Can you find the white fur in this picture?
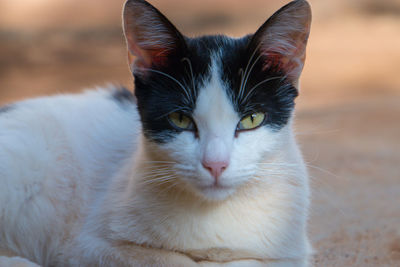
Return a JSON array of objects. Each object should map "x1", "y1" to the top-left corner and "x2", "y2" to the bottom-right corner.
[
  {"x1": 0, "y1": 89, "x2": 139, "y2": 266},
  {"x1": 0, "y1": 256, "x2": 40, "y2": 267},
  {"x1": 0, "y1": 57, "x2": 310, "y2": 266}
]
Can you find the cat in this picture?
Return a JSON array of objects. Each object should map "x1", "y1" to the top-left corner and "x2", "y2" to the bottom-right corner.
[{"x1": 0, "y1": 0, "x2": 312, "y2": 266}]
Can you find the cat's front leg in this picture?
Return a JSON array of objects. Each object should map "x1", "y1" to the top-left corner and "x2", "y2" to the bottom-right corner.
[
  {"x1": 113, "y1": 248, "x2": 200, "y2": 267},
  {"x1": 65, "y1": 243, "x2": 199, "y2": 267},
  {"x1": 198, "y1": 258, "x2": 308, "y2": 267}
]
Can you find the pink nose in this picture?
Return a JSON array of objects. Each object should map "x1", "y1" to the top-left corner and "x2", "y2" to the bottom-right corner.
[{"x1": 202, "y1": 160, "x2": 229, "y2": 180}]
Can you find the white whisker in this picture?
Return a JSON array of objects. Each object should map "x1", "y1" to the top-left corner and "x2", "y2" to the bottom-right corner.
[
  {"x1": 142, "y1": 161, "x2": 177, "y2": 164},
  {"x1": 155, "y1": 106, "x2": 188, "y2": 120},
  {"x1": 181, "y1": 57, "x2": 196, "y2": 98},
  {"x1": 241, "y1": 76, "x2": 285, "y2": 104},
  {"x1": 138, "y1": 175, "x2": 178, "y2": 186},
  {"x1": 138, "y1": 67, "x2": 191, "y2": 104},
  {"x1": 241, "y1": 53, "x2": 263, "y2": 98},
  {"x1": 306, "y1": 164, "x2": 339, "y2": 179},
  {"x1": 238, "y1": 43, "x2": 261, "y2": 101}
]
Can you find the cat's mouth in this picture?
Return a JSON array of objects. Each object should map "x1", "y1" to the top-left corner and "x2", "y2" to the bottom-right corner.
[
  {"x1": 197, "y1": 184, "x2": 236, "y2": 201},
  {"x1": 200, "y1": 184, "x2": 230, "y2": 190}
]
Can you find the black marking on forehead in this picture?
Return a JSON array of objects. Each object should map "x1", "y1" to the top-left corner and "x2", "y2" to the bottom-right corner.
[
  {"x1": 134, "y1": 36, "x2": 221, "y2": 143},
  {"x1": 220, "y1": 35, "x2": 298, "y2": 130},
  {"x1": 134, "y1": 34, "x2": 297, "y2": 143}
]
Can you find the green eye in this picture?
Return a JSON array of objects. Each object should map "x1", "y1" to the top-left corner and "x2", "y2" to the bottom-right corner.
[
  {"x1": 168, "y1": 112, "x2": 194, "y2": 130},
  {"x1": 237, "y1": 113, "x2": 265, "y2": 131}
]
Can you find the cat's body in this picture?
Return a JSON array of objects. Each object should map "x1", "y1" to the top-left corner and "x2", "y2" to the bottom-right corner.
[{"x1": 0, "y1": 0, "x2": 312, "y2": 266}]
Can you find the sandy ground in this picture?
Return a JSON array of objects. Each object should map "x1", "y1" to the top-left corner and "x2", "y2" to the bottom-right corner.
[
  {"x1": 298, "y1": 95, "x2": 400, "y2": 266},
  {"x1": 0, "y1": 0, "x2": 399, "y2": 266}
]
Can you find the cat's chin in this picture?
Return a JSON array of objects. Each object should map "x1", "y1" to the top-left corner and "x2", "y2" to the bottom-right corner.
[{"x1": 196, "y1": 184, "x2": 236, "y2": 201}]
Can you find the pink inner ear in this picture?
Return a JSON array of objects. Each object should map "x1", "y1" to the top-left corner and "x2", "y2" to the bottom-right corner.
[
  {"x1": 147, "y1": 49, "x2": 171, "y2": 67},
  {"x1": 128, "y1": 40, "x2": 171, "y2": 69},
  {"x1": 262, "y1": 52, "x2": 298, "y2": 72},
  {"x1": 262, "y1": 52, "x2": 285, "y2": 72},
  {"x1": 262, "y1": 41, "x2": 306, "y2": 80}
]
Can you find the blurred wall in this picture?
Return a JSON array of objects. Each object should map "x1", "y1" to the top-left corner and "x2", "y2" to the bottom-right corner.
[{"x1": 0, "y1": 0, "x2": 399, "y2": 106}]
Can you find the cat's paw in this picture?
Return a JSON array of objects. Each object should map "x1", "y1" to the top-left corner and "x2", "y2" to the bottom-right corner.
[
  {"x1": 198, "y1": 259, "x2": 267, "y2": 267},
  {"x1": 0, "y1": 256, "x2": 41, "y2": 267},
  {"x1": 198, "y1": 258, "x2": 308, "y2": 267}
]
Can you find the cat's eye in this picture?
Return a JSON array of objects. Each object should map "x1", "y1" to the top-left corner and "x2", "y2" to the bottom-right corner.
[
  {"x1": 168, "y1": 112, "x2": 195, "y2": 131},
  {"x1": 237, "y1": 113, "x2": 266, "y2": 131}
]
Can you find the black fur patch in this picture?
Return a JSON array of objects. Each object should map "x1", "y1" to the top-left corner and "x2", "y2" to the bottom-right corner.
[
  {"x1": 220, "y1": 36, "x2": 298, "y2": 130},
  {"x1": 134, "y1": 35, "x2": 297, "y2": 143},
  {"x1": 134, "y1": 36, "x2": 213, "y2": 143},
  {"x1": 0, "y1": 105, "x2": 13, "y2": 114},
  {"x1": 112, "y1": 87, "x2": 135, "y2": 104}
]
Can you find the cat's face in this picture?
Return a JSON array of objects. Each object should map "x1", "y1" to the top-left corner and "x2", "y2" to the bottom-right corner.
[{"x1": 123, "y1": 0, "x2": 311, "y2": 200}]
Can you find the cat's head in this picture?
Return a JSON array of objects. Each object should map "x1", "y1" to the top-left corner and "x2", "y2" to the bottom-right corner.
[{"x1": 123, "y1": 0, "x2": 311, "y2": 201}]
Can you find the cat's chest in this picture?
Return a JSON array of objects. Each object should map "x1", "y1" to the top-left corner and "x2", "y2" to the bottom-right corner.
[
  {"x1": 163, "y1": 204, "x2": 269, "y2": 260},
  {"x1": 113, "y1": 193, "x2": 288, "y2": 261},
  {"x1": 105, "y1": 164, "x2": 308, "y2": 262}
]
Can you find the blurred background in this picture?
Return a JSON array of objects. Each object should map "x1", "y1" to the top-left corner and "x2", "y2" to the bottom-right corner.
[{"x1": 0, "y1": 0, "x2": 399, "y2": 265}]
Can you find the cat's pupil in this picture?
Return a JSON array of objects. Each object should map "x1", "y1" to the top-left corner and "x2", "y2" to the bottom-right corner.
[{"x1": 250, "y1": 114, "x2": 256, "y2": 123}]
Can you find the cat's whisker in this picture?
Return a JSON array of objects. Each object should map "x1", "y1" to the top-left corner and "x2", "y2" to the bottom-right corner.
[
  {"x1": 140, "y1": 168, "x2": 175, "y2": 173},
  {"x1": 305, "y1": 163, "x2": 339, "y2": 179},
  {"x1": 175, "y1": 165, "x2": 195, "y2": 171},
  {"x1": 238, "y1": 43, "x2": 262, "y2": 101},
  {"x1": 155, "y1": 107, "x2": 186, "y2": 120},
  {"x1": 240, "y1": 76, "x2": 286, "y2": 104},
  {"x1": 255, "y1": 168, "x2": 298, "y2": 176},
  {"x1": 138, "y1": 168, "x2": 176, "y2": 175},
  {"x1": 255, "y1": 162, "x2": 297, "y2": 165},
  {"x1": 237, "y1": 68, "x2": 245, "y2": 104},
  {"x1": 255, "y1": 165, "x2": 295, "y2": 170},
  {"x1": 140, "y1": 167, "x2": 172, "y2": 172},
  {"x1": 139, "y1": 173, "x2": 177, "y2": 179},
  {"x1": 255, "y1": 167, "x2": 297, "y2": 172},
  {"x1": 148, "y1": 176, "x2": 178, "y2": 184},
  {"x1": 157, "y1": 179, "x2": 182, "y2": 195},
  {"x1": 138, "y1": 175, "x2": 178, "y2": 186},
  {"x1": 139, "y1": 167, "x2": 176, "y2": 172},
  {"x1": 139, "y1": 172, "x2": 176, "y2": 179},
  {"x1": 142, "y1": 161, "x2": 177, "y2": 164},
  {"x1": 154, "y1": 102, "x2": 194, "y2": 120},
  {"x1": 241, "y1": 53, "x2": 263, "y2": 99},
  {"x1": 140, "y1": 178, "x2": 176, "y2": 186},
  {"x1": 140, "y1": 165, "x2": 176, "y2": 169},
  {"x1": 181, "y1": 57, "x2": 196, "y2": 98},
  {"x1": 138, "y1": 67, "x2": 192, "y2": 104},
  {"x1": 255, "y1": 162, "x2": 299, "y2": 167},
  {"x1": 143, "y1": 181, "x2": 178, "y2": 190},
  {"x1": 255, "y1": 165, "x2": 298, "y2": 171},
  {"x1": 255, "y1": 173, "x2": 298, "y2": 178}
]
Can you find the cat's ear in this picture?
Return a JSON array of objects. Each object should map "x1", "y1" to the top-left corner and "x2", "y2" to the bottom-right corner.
[
  {"x1": 251, "y1": 0, "x2": 312, "y2": 85},
  {"x1": 123, "y1": 0, "x2": 185, "y2": 74}
]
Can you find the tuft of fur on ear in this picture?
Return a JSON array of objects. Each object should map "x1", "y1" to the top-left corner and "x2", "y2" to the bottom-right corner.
[
  {"x1": 251, "y1": 0, "x2": 312, "y2": 84},
  {"x1": 123, "y1": 0, "x2": 184, "y2": 74}
]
